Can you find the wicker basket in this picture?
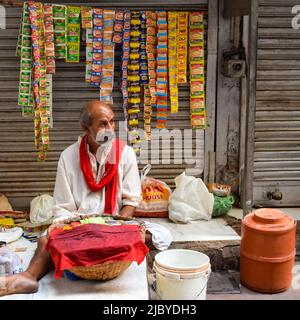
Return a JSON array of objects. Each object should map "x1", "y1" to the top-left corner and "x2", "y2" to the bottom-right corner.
[
  {"x1": 70, "y1": 260, "x2": 132, "y2": 280},
  {"x1": 49, "y1": 214, "x2": 146, "y2": 280}
]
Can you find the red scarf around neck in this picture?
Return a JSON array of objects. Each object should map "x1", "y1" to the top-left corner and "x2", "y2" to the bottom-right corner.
[{"x1": 79, "y1": 135, "x2": 126, "y2": 215}]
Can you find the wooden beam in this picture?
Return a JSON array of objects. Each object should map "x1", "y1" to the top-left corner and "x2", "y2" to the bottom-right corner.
[
  {"x1": 204, "y1": 0, "x2": 218, "y2": 184},
  {"x1": 242, "y1": 0, "x2": 258, "y2": 216},
  {"x1": 223, "y1": 0, "x2": 250, "y2": 17},
  {"x1": 239, "y1": 15, "x2": 249, "y2": 206},
  {"x1": 215, "y1": 0, "x2": 241, "y2": 195}
]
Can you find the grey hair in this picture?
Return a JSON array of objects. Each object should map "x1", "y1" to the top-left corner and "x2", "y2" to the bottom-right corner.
[{"x1": 79, "y1": 103, "x2": 92, "y2": 129}]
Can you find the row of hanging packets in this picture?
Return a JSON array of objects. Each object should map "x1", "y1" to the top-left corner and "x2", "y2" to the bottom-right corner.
[
  {"x1": 128, "y1": 12, "x2": 142, "y2": 154},
  {"x1": 156, "y1": 11, "x2": 168, "y2": 129},
  {"x1": 144, "y1": 11, "x2": 157, "y2": 140},
  {"x1": 120, "y1": 10, "x2": 130, "y2": 120},
  {"x1": 43, "y1": 4, "x2": 55, "y2": 129},
  {"x1": 142, "y1": 11, "x2": 152, "y2": 140},
  {"x1": 112, "y1": 10, "x2": 123, "y2": 44},
  {"x1": 81, "y1": 7, "x2": 93, "y2": 83},
  {"x1": 66, "y1": 6, "x2": 81, "y2": 63},
  {"x1": 168, "y1": 12, "x2": 178, "y2": 113},
  {"x1": 100, "y1": 10, "x2": 115, "y2": 104},
  {"x1": 29, "y1": 1, "x2": 49, "y2": 161},
  {"x1": 17, "y1": 2, "x2": 34, "y2": 115},
  {"x1": 177, "y1": 12, "x2": 188, "y2": 84},
  {"x1": 139, "y1": 12, "x2": 148, "y2": 142},
  {"x1": 43, "y1": 4, "x2": 55, "y2": 74},
  {"x1": 53, "y1": 4, "x2": 67, "y2": 59},
  {"x1": 189, "y1": 12, "x2": 206, "y2": 129},
  {"x1": 139, "y1": 12, "x2": 148, "y2": 86},
  {"x1": 91, "y1": 8, "x2": 103, "y2": 86}
]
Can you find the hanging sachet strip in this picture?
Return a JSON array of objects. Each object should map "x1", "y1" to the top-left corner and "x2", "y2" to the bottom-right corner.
[
  {"x1": 43, "y1": 4, "x2": 54, "y2": 129},
  {"x1": 121, "y1": 10, "x2": 131, "y2": 120},
  {"x1": 81, "y1": 6, "x2": 93, "y2": 29},
  {"x1": 140, "y1": 11, "x2": 148, "y2": 140},
  {"x1": 140, "y1": 12, "x2": 149, "y2": 141},
  {"x1": 85, "y1": 28, "x2": 93, "y2": 82},
  {"x1": 140, "y1": 11, "x2": 150, "y2": 140},
  {"x1": 168, "y1": 12, "x2": 178, "y2": 113},
  {"x1": 128, "y1": 11, "x2": 141, "y2": 154},
  {"x1": 91, "y1": 8, "x2": 103, "y2": 87},
  {"x1": 29, "y1": 1, "x2": 49, "y2": 161},
  {"x1": 143, "y1": 85, "x2": 151, "y2": 140},
  {"x1": 100, "y1": 10, "x2": 115, "y2": 104},
  {"x1": 16, "y1": 16, "x2": 22, "y2": 58},
  {"x1": 177, "y1": 12, "x2": 188, "y2": 84},
  {"x1": 66, "y1": 6, "x2": 81, "y2": 63},
  {"x1": 144, "y1": 11, "x2": 157, "y2": 140},
  {"x1": 156, "y1": 11, "x2": 168, "y2": 129},
  {"x1": 189, "y1": 11, "x2": 206, "y2": 129},
  {"x1": 43, "y1": 4, "x2": 55, "y2": 74},
  {"x1": 53, "y1": 4, "x2": 67, "y2": 59},
  {"x1": 81, "y1": 6, "x2": 93, "y2": 82},
  {"x1": 18, "y1": 2, "x2": 34, "y2": 116},
  {"x1": 139, "y1": 12, "x2": 148, "y2": 86},
  {"x1": 29, "y1": 0, "x2": 42, "y2": 145},
  {"x1": 46, "y1": 74, "x2": 53, "y2": 129},
  {"x1": 112, "y1": 10, "x2": 123, "y2": 44},
  {"x1": 81, "y1": 7, "x2": 93, "y2": 82}
]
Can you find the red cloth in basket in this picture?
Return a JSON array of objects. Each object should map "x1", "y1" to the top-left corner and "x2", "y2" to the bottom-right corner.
[{"x1": 46, "y1": 224, "x2": 149, "y2": 278}]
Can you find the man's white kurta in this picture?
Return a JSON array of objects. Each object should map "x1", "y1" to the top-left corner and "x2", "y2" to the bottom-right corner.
[
  {"x1": 51, "y1": 137, "x2": 173, "y2": 250},
  {"x1": 52, "y1": 137, "x2": 142, "y2": 222}
]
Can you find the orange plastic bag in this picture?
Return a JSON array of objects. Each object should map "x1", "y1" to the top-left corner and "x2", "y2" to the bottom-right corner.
[{"x1": 135, "y1": 165, "x2": 171, "y2": 218}]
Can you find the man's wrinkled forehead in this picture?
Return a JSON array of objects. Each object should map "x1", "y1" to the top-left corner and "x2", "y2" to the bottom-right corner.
[{"x1": 88, "y1": 102, "x2": 115, "y2": 122}]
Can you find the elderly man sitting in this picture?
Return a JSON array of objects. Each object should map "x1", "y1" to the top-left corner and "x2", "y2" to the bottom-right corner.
[{"x1": 0, "y1": 100, "x2": 172, "y2": 296}]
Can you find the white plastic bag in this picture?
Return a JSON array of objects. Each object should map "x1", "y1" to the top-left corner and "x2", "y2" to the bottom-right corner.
[
  {"x1": 30, "y1": 194, "x2": 54, "y2": 224},
  {"x1": 168, "y1": 172, "x2": 214, "y2": 223},
  {"x1": 0, "y1": 247, "x2": 23, "y2": 275}
]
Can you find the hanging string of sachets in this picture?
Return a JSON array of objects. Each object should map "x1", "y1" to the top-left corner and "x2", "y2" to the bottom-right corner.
[
  {"x1": 155, "y1": 11, "x2": 168, "y2": 129},
  {"x1": 53, "y1": 4, "x2": 67, "y2": 59},
  {"x1": 189, "y1": 12, "x2": 206, "y2": 129},
  {"x1": 177, "y1": 12, "x2": 188, "y2": 84},
  {"x1": 168, "y1": 12, "x2": 178, "y2": 113},
  {"x1": 100, "y1": 10, "x2": 115, "y2": 105},
  {"x1": 144, "y1": 11, "x2": 157, "y2": 140},
  {"x1": 29, "y1": 1, "x2": 49, "y2": 161},
  {"x1": 43, "y1": 4, "x2": 55, "y2": 74},
  {"x1": 16, "y1": 2, "x2": 208, "y2": 159},
  {"x1": 66, "y1": 6, "x2": 80, "y2": 63},
  {"x1": 120, "y1": 10, "x2": 131, "y2": 120},
  {"x1": 17, "y1": 2, "x2": 34, "y2": 115},
  {"x1": 82, "y1": 7, "x2": 93, "y2": 83},
  {"x1": 128, "y1": 11, "x2": 142, "y2": 154},
  {"x1": 91, "y1": 8, "x2": 103, "y2": 87}
]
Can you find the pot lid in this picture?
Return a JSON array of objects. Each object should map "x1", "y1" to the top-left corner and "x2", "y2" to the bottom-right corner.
[{"x1": 243, "y1": 208, "x2": 295, "y2": 233}]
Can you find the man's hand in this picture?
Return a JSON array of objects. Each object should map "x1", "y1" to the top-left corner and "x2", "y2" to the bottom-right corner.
[{"x1": 119, "y1": 205, "x2": 136, "y2": 219}]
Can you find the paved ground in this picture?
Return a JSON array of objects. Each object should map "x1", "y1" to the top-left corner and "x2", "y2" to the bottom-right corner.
[
  {"x1": 147, "y1": 207, "x2": 300, "y2": 300},
  {"x1": 207, "y1": 262, "x2": 300, "y2": 300}
]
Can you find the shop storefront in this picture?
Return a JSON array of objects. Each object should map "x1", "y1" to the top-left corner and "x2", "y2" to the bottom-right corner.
[{"x1": 0, "y1": 0, "x2": 218, "y2": 210}]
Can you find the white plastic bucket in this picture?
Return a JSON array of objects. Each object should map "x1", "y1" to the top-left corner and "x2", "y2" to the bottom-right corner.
[{"x1": 154, "y1": 249, "x2": 211, "y2": 300}]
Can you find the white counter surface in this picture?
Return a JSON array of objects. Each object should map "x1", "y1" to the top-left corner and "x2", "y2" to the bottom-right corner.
[{"x1": 0, "y1": 237, "x2": 149, "y2": 300}]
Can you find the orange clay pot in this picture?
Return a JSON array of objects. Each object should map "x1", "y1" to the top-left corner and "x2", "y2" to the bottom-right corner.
[{"x1": 240, "y1": 208, "x2": 297, "y2": 293}]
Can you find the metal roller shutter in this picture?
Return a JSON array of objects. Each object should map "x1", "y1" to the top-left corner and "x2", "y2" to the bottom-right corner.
[
  {"x1": 0, "y1": 2, "x2": 208, "y2": 210},
  {"x1": 254, "y1": 0, "x2": 300, "y2": 206}
]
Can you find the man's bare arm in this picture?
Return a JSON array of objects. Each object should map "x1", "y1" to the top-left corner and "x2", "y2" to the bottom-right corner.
[{"x1": 119, "y1": 205, "x2": 136, "y2": 218}]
